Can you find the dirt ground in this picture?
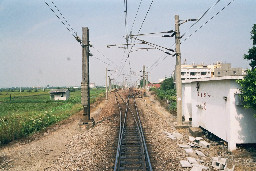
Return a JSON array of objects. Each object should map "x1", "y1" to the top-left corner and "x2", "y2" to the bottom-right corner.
[
  {"x1": 0, "y1": 90, "x2": 256, "y2": 171},
  {"x1": 0, "y1": 93, "x2": 119, "y2": 171},
  {"x1": 137, "y1": 91, "x2": 256, "y2": 171}
]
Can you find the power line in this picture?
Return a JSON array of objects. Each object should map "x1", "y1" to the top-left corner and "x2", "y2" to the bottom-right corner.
[
  {"x1": 149, "y1": 0, "x2": 234, "y2": 72},
  {"x1": 124, "y1": 0, "x2": 128, "y2": 27},
  {"x1": 91, "y1": 46, "x2": 116, "y2": 66},
  {"x1": 44, "y1": 0, "x2": 83, "y2": 46},
  {"x1": 136, "y1": 38, "x2": 174, "y2": 54},
  {"x1": 131, "y1": 30, "x2": 175, "y2": 37},
  {"x1": 91, "y1": 55, "x2": 111, "y2": 66},
  {"x1": 118, "y1": 0, "x2": 155, "y2": 77},
  {"x1": 148, "y1": 42, "x2": 176, "y2": 70},
  {"x1": 181, "y1": 0, "x2": 235, "y2": 44},
  {"x1": 130, "y1": 0, "x2": 144, "y2": 33},
  {"x1": 180, "y1": 0, "x2": 221, "y2": 39}
]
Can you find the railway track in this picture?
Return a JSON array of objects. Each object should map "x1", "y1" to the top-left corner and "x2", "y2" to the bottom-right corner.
[{"x1": 114, "y1": 89, "x2": 152, "y2": 171}]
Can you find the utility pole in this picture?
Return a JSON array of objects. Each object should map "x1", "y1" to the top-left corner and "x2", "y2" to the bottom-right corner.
[
  {"x1": 175, "y1": 15, "x2": 182, "y2": 126},
  {"x1": 146, "y1": 72, "x2": 149, "y2": 91},
  {"x1": 81, "y1": 27, "x2": 91, "y2": 124},
  {"x1": 109, "y1": 76, "x2": 112, "y2": 92},
  {"x1": 143, "y1": 65, "x2": 146, "y2": 89},
  {"x1": 106, "y1": 68, "x2": 108, "y2": 100}
]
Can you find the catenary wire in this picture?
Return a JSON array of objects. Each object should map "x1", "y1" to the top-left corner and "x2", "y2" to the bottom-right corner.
[
  {"x1": 44, "y1": 0, "x2": 83, "y2": 46},
  {"x1": 181, "y1": 0, "x2": 235, "y2": 44},
  {"x1": 180, "y1": 0, "x2": 221, "y2": 39},
  {"x1": 118, "y1": 0, "x2": 155, "y2": 78}
]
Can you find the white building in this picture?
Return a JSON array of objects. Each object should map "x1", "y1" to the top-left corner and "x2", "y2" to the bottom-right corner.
[
  {"x1": 177, "y1": 62, "x2": 246, "y2": 81},
  {"x1": 182, "y1": 76, "x2": 256, "y2": 151},
  {"x1": 181, "y1": 67, "x2": 211, "y2": 80},
  {"x1": 180, "y1": 63, "x2": 215, "y2": 81},
  {"x1": 89, "y1": 83, "x2": 96, "y2": 88},
  {"x1": 49, "y1": 89, "x2": 70, "y2": 101}
]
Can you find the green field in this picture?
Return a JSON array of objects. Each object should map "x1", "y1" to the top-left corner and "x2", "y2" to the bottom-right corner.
[{"x1": 0, "y1": 88, "x2": 105, "y2": 145}]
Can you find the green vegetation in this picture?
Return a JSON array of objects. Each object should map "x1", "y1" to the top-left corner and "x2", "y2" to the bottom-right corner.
[
  {"x1": 151, "y1": 77, "x2": 177, "y2": 112},
  {"x1": 0, "y1": 88, "x2": 105, "y2": 145},
  {"x1": 237, "y1": 24, "x2": 256, "y2": 114}
]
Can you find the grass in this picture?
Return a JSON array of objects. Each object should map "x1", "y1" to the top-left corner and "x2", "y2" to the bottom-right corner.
[{"x1": 0, "y1": 88, "x2": 105, "y2": 146}]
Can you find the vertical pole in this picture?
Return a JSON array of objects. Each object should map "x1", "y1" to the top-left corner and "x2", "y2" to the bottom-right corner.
[
  {"x1": 146, "y1": 72, "x2": 148, "y2": 91},
  {"x1": 81, "y1": 27, "x2": 90, "y2": 123},
  {"x1": 175, "y1": 15, "x2": 182, "y2": 126},
  {"x1": 106, "y1": 68, "x2": 108, "y2": 100},
  {"x1": 109, "y1": 77, "x2": 112, "y2": 92},
  {"x1": 143, "y1": 65, "x2": 145, "y2": 89}
]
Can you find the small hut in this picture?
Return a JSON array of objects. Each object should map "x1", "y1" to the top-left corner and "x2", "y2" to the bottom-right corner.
[{"x1": 49, "y1": 89, "x2": 70, "y2": 101}]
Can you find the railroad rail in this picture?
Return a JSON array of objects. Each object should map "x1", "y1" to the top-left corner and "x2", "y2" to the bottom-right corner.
[{"x1": 114, "y1": 89, "x2": 152, "y2": 171}]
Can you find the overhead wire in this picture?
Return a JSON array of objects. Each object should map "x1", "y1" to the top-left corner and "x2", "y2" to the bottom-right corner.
[
  {"x1": 149, "y1": 0, "x2": 235, "y2": 72},
  {"x1": 180, "y1": 0, "x2": 221, "y2": 39},
  {"x1": 130, "y1": 0, "x2": 144, "y2": 33},
  {"x1": 181, "y1": 0, "x2": 235, "y2": 44},
  {"x1": 91, "y1": 46, "x2": 116, "y2": 66},
  {"x1": 44, "y1": 0, "x2": 83, "y2": 46},
  {"x1": 136, "y1": 38, "x2": 174, "y2": 54},
  {"x1": 118, "y1": 0, "x2": 155, "y2": 78},
  {"x1": 148, "y1": 42, "x2": 175, "y2": 71},
  {"x1": 131, "y1": 30, "x2": 175, "y2": 37}
]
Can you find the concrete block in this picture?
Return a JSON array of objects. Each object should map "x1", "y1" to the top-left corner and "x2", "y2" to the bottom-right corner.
[
  {"x1": 189, "y1": 136, "x2": 196, "y2": 142},
  {"x1": 190, "y1": 164, "x2": 209, "y2": 171},
  {"x1": 195, "y1": 137, "x2": 203, "y2": 143},
  {"x1": 189, "y1": 127, "x2": 203, "y2": 137},
  {"x1": 199, "y1": 140, "x2": 210, "y2": 148},
  {"x1": 212, "y1": 157, "x2": 227, "y2": 170},
  {"x1": 190, "y1": 165, "x2": 202, "y2": 171},
  {"x1": 184, "y1": 148, "x2": 194, "y2": 154},
  {"x1": 186, "y1": 157, "x2": 198, "y2": 165},
  {"x1": 166, "y1": 132, "x2": 176, "y2": 140},
  {"x1": 195, "y1": 150, "x2": 205, "y2": 157},
  {"x1": 178, "y1": 144, "x2": 191, "y2": 149},
  {"x1": 180, "y1": 160, "x2": 192, "y2": 168},
  {"x1": 188, "y1": 142, "x2": 200, "y2": 148},
  {"x1": 173, "y1": 132, "x2": 183, "y2": 140}
]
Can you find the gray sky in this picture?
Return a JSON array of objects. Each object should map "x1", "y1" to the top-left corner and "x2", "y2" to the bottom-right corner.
[{"x1": 0, "y1": 0, "x2": 255, "y2": 88}]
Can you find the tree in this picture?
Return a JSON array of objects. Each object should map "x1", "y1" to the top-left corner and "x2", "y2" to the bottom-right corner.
[
  {"x1": 244, "y1": 24, "x2": 256, "y2": 69},
  {"x1": 160, "y1": 77, "x2": 175, "y2": 91},
  {"x1": 237, "y1": 69, "x2": 256, "y2": 110},
  {"x1": 238, "y1": 24, "x2": 256, "y2": 112}
]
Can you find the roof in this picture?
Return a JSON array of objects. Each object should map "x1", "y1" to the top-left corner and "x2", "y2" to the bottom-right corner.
[
  {"x1": 182, "y1": 76, "x2": 244, "y2": 84},
  {"x1": 49, "y1": 89, "x2": 69, "y2": 94}
]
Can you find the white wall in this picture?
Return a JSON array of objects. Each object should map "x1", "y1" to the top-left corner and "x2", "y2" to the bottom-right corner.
[
  {"x1": 182, "y1": 83, "x2": 192, "y2": 121},
  {"x1": 182, "y1": 77, "x2": 256, "y2": 151},
  {"x1": 52, "y1": 91, "x2": 70, "y2": 101}
]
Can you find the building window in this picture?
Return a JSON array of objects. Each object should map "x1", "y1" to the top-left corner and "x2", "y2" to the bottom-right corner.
[
  {"x1": 61, "y1": 93, "x2": 64, "y2": 97},
  {"x1": 181, "y1": 72, "x2": 185, "y2": 75},
  {"x1": 190, "y1": 72, "x2": 196, "y2": 76},
  {"x1": 218, "y1": 72, "x2": 220, "y2": 74},
  {"x1": 201, "y1": 72, "x2": 207, "y2": 75},
  {"x1": 233, "y1": 71, "x2": 237, "y2": 74}
]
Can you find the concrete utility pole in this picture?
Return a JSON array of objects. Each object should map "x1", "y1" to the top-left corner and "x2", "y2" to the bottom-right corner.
[
  {"x1": 146, "y1": 72, "x2": 149, "y2": 91},
  {"x1": 81, "y1": 27, "x2": 91, "y2": 123},
  {"x1": 106, "y1": 68, "x2": 108, "y2": 100},
  {"x1": 175, "y1": 15, "x2": 182, "y2": 126},
  {"x1": 109, "y1": 76, "x2": 112, "y2": 92},
  {"x1": 143, "y1": 65, "x2": 146, "y2": 89}
]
